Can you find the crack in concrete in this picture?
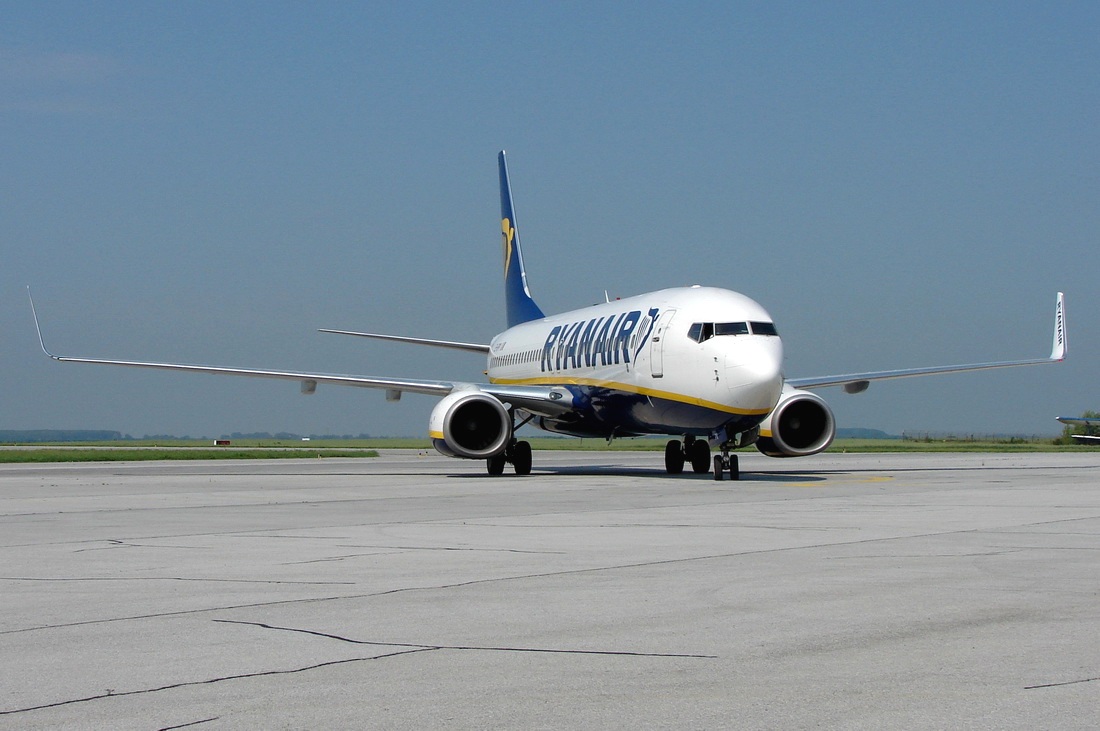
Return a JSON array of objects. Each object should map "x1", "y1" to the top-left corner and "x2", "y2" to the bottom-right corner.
[
  {"x1": 0, "y1": 649, "x2": 431, "y2": 717},
  {"x1": 158, "y1": 717, "x2": 220, "y2": 730},
  {"x1": 282, "y1": 544, "x2": 566, "y2": 565},
  {"x1": 214, "y1": 618, "x2": 718, "y2": 659},
  {"x1": 1025, "y1": 675, "x2": 1100, "y2": 690},
  {"x1": 0, "y1": 576, "x2": 354, "y2": 585},
  {"x1": 283, "y1": 552, "x2": 406, "y2": 565}
]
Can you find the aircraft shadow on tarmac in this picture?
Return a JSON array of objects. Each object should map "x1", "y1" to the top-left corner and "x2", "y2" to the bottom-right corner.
[{"x1": 451, "y1": 466, "x2": 829, "y2": 483}]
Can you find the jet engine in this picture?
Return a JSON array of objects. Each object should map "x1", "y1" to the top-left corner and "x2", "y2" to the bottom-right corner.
[
  {"x1": 429, "y1": 391, "x2": 512, "y2": 459},
  {"x1": 755, "y1": 386, "x2": 835, "y2": 457}
]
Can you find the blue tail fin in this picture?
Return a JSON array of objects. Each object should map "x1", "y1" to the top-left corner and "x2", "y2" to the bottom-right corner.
[{"x1": 498, "y1": 151, "x2": 545, "y2": 327}]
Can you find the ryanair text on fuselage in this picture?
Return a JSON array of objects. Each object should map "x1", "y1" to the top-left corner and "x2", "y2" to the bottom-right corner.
[{"x1": 540, "y1": 307, "x2": 660, "y2": 372}]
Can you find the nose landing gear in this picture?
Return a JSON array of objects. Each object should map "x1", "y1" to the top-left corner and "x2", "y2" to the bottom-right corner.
[{"x1": 712, "y1": 448, "x2": 740, "y2": 481}]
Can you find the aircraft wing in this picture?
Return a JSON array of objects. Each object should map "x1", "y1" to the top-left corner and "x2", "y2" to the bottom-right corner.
[
  {"x1": 38, "y1": 351, "x2": 460, "y2": 396},
  {"x1": 787, "y1": 292, "x2": 1066, "y2": 393},
  {"x1": 30, "y1": 291, "x2": 574, "y2": 414},
  {"x1": 34, "y1": 347, "x2": 576, "y2": 415}
]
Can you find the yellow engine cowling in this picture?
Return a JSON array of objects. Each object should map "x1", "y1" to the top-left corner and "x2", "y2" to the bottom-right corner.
[
  {"x1": 756, "y1": 386, "x2": 835, "y2": 457},
  {"x1": 429, "y1": 391, "x2": 512, "y2": 459}
]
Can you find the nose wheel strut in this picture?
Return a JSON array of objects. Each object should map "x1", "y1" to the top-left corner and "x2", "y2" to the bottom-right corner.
[{"x1": 712, "y1": 444, "x2": 740, "y2": 481}]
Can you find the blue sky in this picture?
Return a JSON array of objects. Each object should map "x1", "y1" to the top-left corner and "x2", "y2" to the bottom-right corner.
[{"x1": 3, "y1": 2, "x2": 1097, "y2": 438}]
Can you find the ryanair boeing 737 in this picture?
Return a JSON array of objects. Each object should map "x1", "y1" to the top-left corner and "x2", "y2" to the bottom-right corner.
[{"x1": 31, "y1": 152, "x2": 1067, "y2": 479}]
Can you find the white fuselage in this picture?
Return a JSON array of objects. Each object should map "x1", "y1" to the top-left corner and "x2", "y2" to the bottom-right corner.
[{"x1": 485, "y1": 286, "x2": 784, "y2": 438}]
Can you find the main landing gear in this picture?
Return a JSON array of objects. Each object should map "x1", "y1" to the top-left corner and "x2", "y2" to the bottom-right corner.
[
  {"x1": 664, "y1": 435, "x2": 740, "y2": 480},
  {"x1": 664, "y1": 435, "x2": 714, "y2": 475},
  {"x1": 487, "y1": 439, "x2": 532, "y2": 476},
  {"x1": 487, "y1": 410, "x2": 534, "y2": 476}
]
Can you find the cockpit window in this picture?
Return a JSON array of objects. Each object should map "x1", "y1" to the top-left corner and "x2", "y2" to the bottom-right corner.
[
  {"x1": 688, "y1": 320, "x2": 778, "y2": 342},
  {"x1": 715, "y1": 322, "x2": 750, "y2": 336}
]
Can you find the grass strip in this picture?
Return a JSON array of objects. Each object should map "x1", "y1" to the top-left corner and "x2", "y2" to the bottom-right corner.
[{"x1": 0, "y1": 449, "x2": 378, "y2": 463}]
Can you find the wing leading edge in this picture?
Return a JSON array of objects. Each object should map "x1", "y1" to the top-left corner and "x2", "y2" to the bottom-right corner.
[{"x1": 787, "y1": 292, "x2": 1066, "y2": 392}]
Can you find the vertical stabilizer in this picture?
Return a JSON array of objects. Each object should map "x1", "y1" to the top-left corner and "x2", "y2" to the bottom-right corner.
[{"x1": 498, "y1": 151, "x2": 545, "y2": 327}]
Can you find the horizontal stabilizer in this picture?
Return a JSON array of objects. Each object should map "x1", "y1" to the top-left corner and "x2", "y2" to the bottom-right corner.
[{"x1": 319, "y1": 329, "x2": 490, "y2": 354}]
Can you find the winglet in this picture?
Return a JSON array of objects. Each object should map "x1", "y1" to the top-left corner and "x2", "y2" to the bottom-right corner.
[
  {"x1": 498, "y1": 151, "x2": 545, "y2": 328},
  {"x1": 1051, "y1": 291, "x2": 1066, "y2": 361},
  {"x1": 27, "y1": 287, "x2": 60, "y2": 360}
]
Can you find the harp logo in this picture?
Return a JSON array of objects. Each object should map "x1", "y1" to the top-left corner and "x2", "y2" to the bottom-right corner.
[{"x1": 501, "y1": 218, "x2": 515, "y2": 279}]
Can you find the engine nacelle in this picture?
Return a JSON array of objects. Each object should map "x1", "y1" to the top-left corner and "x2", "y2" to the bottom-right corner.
[
  {"x1": 756, "y1": 386, "x2": 835, "y2": 458},
  {"x1": 429, "y1": 391, "x2": 512, "y2": 459}
]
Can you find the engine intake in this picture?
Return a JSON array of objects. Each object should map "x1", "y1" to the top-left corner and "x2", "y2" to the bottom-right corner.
[
  {"x1": 429, "y1": 391, "x2": 512, "y2": 459},
  {"x1": 756, "y1": 386, "x2": 835, "y2": 458}
]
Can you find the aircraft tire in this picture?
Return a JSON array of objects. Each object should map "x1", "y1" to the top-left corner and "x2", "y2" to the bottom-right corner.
[
  {"x1": 664, "y1": 440, "x2": 685, "y2": 474},
  {"x1": 690, "y1": 440, "x2": 711, "y2": 473},
  {"x1": 512, "y1": 441, "x2": 532, "y2": 475},
  {"x1": 487, "y1": 452, "x2": 506, "y2": 476},
  {"x1": 729, "y1": 454, "x2": 740, "y2": 481},
  {"x1": 713, "y1": 455, "x2": 724, "y2": 481}
]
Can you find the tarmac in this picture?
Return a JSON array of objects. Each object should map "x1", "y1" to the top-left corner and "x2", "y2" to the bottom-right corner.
[{"x1": 1, "y1": 449, "x2": 1098, "y2": 729}]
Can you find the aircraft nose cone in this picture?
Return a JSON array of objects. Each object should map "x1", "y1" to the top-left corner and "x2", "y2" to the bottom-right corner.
[{"x1": 724, "y1": 338, "x2": 784, "y2": 410}]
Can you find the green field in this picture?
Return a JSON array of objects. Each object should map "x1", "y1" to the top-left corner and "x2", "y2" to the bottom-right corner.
[{"x1": 0, "y1": 436, "x2": 1094, "y2": 463}]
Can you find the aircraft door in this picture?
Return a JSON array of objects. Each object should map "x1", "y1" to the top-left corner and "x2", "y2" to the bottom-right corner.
[{"x1": 649, "y1": 309, "x2": 677, "y2": 378}]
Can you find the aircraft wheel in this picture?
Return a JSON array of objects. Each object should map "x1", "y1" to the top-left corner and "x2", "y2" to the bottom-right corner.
[
  {"x1": 512, "y1": 441, "x2": 532, "y2": 475},
  {"x1": 713, "y1": 455, "x2": 725, "y2": 481},
  {"x1": 664, "y1": 440, "x2": 685, "y2": 474},
  {"x1": 487, "y1": 452, "x2": 507, "y2": 476},
  {"x1": 729, "y1": 454, "x2": 740, "y2": 481},
  {"x1": 689, "y1": 440, "x2": 711, "y2": 473}
]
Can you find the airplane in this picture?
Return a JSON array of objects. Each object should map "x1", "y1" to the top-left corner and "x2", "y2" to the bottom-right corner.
[
  {"x1": 31, "y1": 151, "x2": 1067, "y2": 480},
  {"x1": 1055, "y1": 417, "x2": 1100, "y2": 443}
]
